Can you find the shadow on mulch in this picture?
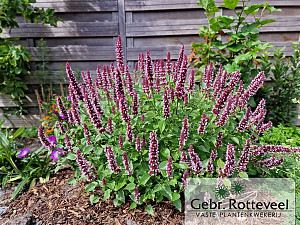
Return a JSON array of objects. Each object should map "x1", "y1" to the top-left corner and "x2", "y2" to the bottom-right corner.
[{"x1": 0, "y1": 169, "x2": 184, "y2": 225}]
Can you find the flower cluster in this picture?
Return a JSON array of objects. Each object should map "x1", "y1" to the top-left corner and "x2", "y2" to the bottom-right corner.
[
  {"x1": 76, "y1": 149, "x2": 96, "y2": 181},
  {"x1": 105, "y1": 146, "x2": 121, "y2": 173},
  {"x1": 148, "y1": 132, "x2": 160, "y2": 176}
]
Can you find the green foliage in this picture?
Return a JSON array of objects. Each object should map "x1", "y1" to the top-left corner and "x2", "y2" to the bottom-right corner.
[
  {"x1": 192, "y1": 0, "x2": 298, "y2": 125},
  {"x1": 0, "y1": 122, "x2": 56, "y2": 200},
  {"x1": 257, "y1": 44, "x2": 300, "y2": 125},
  {"x1": 0, "y1": 0, "x2": 62, "y2": 113},
  {"x1": 192, "y1": 0, "x2": 280, "y2": 82}
]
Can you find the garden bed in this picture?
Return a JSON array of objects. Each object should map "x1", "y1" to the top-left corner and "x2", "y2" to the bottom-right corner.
[{"x1": 0, "y1": 169, "x2": 184, "y2": 225}]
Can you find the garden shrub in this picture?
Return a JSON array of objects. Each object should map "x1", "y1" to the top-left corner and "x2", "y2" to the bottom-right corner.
[
  {"x1": 191, "y1": 0, "x2": 300, "y2": 125},
  {"x1": 37, "y1": 37, "x2": 300, "y2": 211}
]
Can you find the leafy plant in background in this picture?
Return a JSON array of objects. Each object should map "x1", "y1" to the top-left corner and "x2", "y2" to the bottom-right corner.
[
  {"x1": 257, "y1": 43, "x2": 300, "y2": 125},
  {"x1": 0, "y1": 121, "x2": 57, "y2": 200},
  {"x1": 0, "y1": 0, "x2": 62, "y2": 114},
  {"x1": 191, "y1": 0, "x2": 299, "y2": 125},
  {"x1": 36, "y1": 37, "x2": 299, "y2": 212},
  {"x1": 191, "y1": 0, "x2": 280, "y2": 81}
]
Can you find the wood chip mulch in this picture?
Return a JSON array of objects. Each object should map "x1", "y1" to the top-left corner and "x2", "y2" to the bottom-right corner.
[{"x1": 0, "y1": 169, "x2": 184, "y2": 225}]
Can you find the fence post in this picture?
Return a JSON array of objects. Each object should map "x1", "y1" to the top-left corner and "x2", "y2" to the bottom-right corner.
[{"x1": 118, "y1": 0, "x2": 127, "y2": 64}]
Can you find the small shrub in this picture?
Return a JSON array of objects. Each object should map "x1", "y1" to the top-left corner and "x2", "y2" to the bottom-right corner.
[{"x1": 38, "y1": 37, "x2": 299, "y2": 211}]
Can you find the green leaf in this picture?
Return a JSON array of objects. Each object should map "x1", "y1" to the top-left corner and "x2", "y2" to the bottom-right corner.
[
  {"x1": 139, "y1": 173, "x2": 151, "y2": 186},
  {"x1": 241, "y1": 23, "x2": 259, "y2": 34},
  {"x1": 244, "y1": 4, "x2": 262, "y2": 15},
  {"x1": 220, "y1": 0, "x2": 239, "y2": 10},
  {"x1": 228, "y1": 43, "x2": 243, "y2": 52},
  {"x1": 259, "y1": 19, "x2": 276, "y2": 26},
  {"x1": 153, "y1": 184, "x2": 162, "y2": 193},
  {"x1": 239, "y1": 172, "x2": 249, "y2": 179},
  {"x1": 130, "y1": 202, "x2": 137, "y2": 209},
  {"x1": 158, "y1": 120, "x2": 166, "y2": 133},
  {"x1": 145, "y1": 205, "x2": 155, "y2": 216},
  {"x1": 84, "y1": 182, "x2": 97, "y2": 192},
  {"x1": 10, "y1": 177, "x2": 29, "y2": 201},
  {"x1": 124, "y1": 183, "x2": 135, "y2": 191},
  {"x1": 171, "y1": 192, "x2": 181, "y2": 201},
  {"x1": 9, "y1": 126, "x2": 25, "y2": 141},
  {"x1": 67, "y1": 178, "x2": 77, "y2": 187},
  {"x1": 217, "y1": 158, "x2": 225, "y2": 169},
  {"x1": 159, "y1": 161, "x2": 168, "y2": 171},
  {"x1": 217, "y1": 16, "x2": 235, "y2": 26},
  {"x1": 232, "y1": 137, "x2": 239, "y2": 145},
  {"x1": 223, "y1": 178, "x2": 231, "y2": 188},
  {"x1": 90, "y1": 194, "x2": 99, "y2": 204},
  {"x1": 0, "y1": 133, "x2": 10, "y2": 150},
  {"x1": 197, "y1": 0, "x2": 219, "y2": 16},
  {"x1": 103, "y1": 189, "x2": 111, "y2": 201},
  {"x1": 173, "y1": 199, "x2": 182, "y2": 211}
]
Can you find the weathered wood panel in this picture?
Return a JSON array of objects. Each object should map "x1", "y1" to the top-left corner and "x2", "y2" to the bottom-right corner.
[
  {"x1": 33, "y1": 0, "x2": 118, "y2": 12},
  {"x1": 0, "y1": 115, "x2": 41, "y2": 128},
  {"x1": 2, "y1": 22, "x2": 119, "y2": 38},
  {"x1": 0, "y1": 95, "x2": 37, "y2": 108},
  {"x1": 125, "y1": 0, "x2": 300, "y2": 11}
]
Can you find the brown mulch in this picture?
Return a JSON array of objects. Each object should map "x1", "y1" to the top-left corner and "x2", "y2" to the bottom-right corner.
[{"x1": 0, "y1": 169, "x2": 184, "y2": 225}]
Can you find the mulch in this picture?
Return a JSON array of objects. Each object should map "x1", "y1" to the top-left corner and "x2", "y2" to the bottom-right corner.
[{"x1": 0, "y1": 169, "x2": 184, "y2": 225}]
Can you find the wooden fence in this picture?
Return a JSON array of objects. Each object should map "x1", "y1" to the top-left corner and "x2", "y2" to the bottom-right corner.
[{"x1": 0, "y1": 0, "x2": 299, "y2": 127}]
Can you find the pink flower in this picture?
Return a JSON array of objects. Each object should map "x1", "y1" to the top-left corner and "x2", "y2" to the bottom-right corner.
[
  {"x1": 188, "y1": 70, "x2": 195, "y2": 93},
  {"x1": 223, "y1": 144, "x2": 236, "y2": 177},
  {"x1": 76, "y1": 149, "x2": 97, "y2": 181},
  {"x1": 65, "y1": 134, "x2": 74, "y2": 152},
  {"x1": 148, "y1": 132, "x2": 160, "y2": 175},
  {"x1": 115, "y1": 35, "x2": 124, "y2": 72},
  {"x1": 131, "y1": 93, "x2": 139, "y2": 115},
  {"x1": 123, "y1": 151, "x2": 133, "y2": 175},
  {"x1": 166, "y1": 156, "x2": 173, "y2": 179},
  {"x1": 197, "y1": 113, "x2": 209, "y2": 134},
  {"x1": 238, "y1": 139, "x2": 251, "y2": 172},
  {"x1": 182, "y1": 169, "x2": 189, "y2": 190},
  {"x1": 163, "y1": 89, "x2": 171, "y2": 118},
  {"x1": 83, "y1": 123, "x2": 92, "y2": 146},
  {"x1": 126, "y1": 121, "x2": 134, "y2": 142},
  {"x1": 66, "y1": 63, "x2": 84, "y2": 101},
  {"x1": 125, "y1": 64, "x2": 134, "y2": 96},
  {"x1": 166, "y1": 51, "x2": 172, "y2": 75},
  {"x1": 188, "y1": 145, "x2": 203, "y2": 175},
  {"x1": 179, "y1": 116, "x2": 189, "y2": 147},
  {"x1": 216, "y1": 132, "x2": 223, "y2": 148},
  {"x1": 57, "y1": 96, "x2": 68, "y2": 120},
  {"x1": 38, "y1": 125, "x2": 55, "y2": 150},
  {"x1": 105, "y1": 146, "x2": 121, "y2": 173},
  {"x1": 146, "y1": 50, "x2": 154, "y2": 87},
  {"x1": 258, "y1": 155, "x2": 283, "y2": 169},
  {"x1": 136, "y1": 135, "x2": 142, "y2": 152},
  {"x1": 107, "y1": 117, "x2": 114, "y2": 133},
  {"x1": 237, "y1": 107, "x2": 252, "y2": 132},
  {"x1": 135, "y1": 186, "x2": 140, "y2": 203},
  {"x1": 119, "y1": 135, "x2": 123, "y2": 150}
]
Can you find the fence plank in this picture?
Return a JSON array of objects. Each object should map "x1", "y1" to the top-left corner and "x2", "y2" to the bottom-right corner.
[
  {"x1": 28, "y1": 46, "x2": 116, "y2": 61},
  {"x1": 33, "y1": 0, "x2": 118, "y2": 12},
  {"x1": 0, "y1": 94, "x2": 38, "y2": 108},
  {"x1": 0, "y1": 115, "x2": 41, "y2": 128},
  {"x1": 2, "y1": 22, "x2": 119, "y2": 38},
  {"x1": 125, "y1": 0, "x2": 300, "y2": 11}
]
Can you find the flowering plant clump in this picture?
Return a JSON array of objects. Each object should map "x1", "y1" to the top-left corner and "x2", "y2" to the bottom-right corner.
[{"x1": 42, "y1": 36, "x2": 300, "y2": 211}]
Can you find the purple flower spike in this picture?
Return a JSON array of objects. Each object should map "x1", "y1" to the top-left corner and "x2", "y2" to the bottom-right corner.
[
  {"x1": 115, "y1": 35, "x2": 124, "y2": 73},
  {"x1": 148, "y1": 131, "x2": 160, "y2": 176},
  {"x1": 136, "y1": 135, "x2": 142, "y2": 152},
  {"x1": 237, "y1": 106, "x2": 252, "y2": 132},
  {"x1": 179, "y1": 116, "x2": 189, "y2": 147},
  {"x1": 19, "y1": 148, "x2": 30, "y2": 158},
  {"x1": 166, "y1": 156, "x2": 173, "y2": 179},
  {"x1": 182, "y1": 169, "x2": 189, "y2": 190},
  {"x1": 126, "y1": 121, "x2": 134, "y2": 142},
  {"x1": 180, "y1": 150, "x2": 188, "y2": 164},
  {"x1": 197, "y1": 113, "x2": 209, "y2": 134},
  {"x1": 57, "y1": 96, "x2": 68, "y2": 121},
  {"x1": 76, "y1": 149, "x2": 97, "y2": 181},
  {"x1": 83, "y1": 123, "x2": 92, "y2": 146},
  {"x1": 102, "y1": 178, "x2": 107, "y2": 186},
  {"x1": 163, "y1": 89, "x2": 171, "y2": 118},
  {"x1": 107, "y1": 117, "x2": 114, "y2": 134},
  {"x1": 38, "y1": 125, "x2": 55, "y2": 150},
  {"x1": 119, "y1": 135, "x2": 124, "y2": 150},
  {"x1": 123, "y1": 151, "x2": 133, "y2": 175},
  {"x1": 238, "y1": 139, "x2": 251, "y2": 172},
  {"x1": 216, "y1": 132, "x2": 223, "y2": 148},
  {"x1": 105, "y1": 146, "x2": 121, "y2": 173},
  {"x1": 66, "y1": 63, "x2": 84, "y2": 102},
  {"x1": 135, "y1": 186, "x2": 140, "y2": 203},
  {"x1": 188, "y1": 70, "x2": 195, "y2": 93},
  {"x1": 166, "y1": 51, "x2": 172, "y2": 75},
  {"x1": 223, "y1": 144, "x2": 236, "y2": 177},
  {"x1": 65, "y1": 134, "x2": 74, "y2": 152},
  {"x1": 188, "y1": 145, "x2": 203, "y2": 175},
  {"x1": 146, "y1": 50, "x2": 154, "y2": 87},
  {"x1": 206, "y1": 149, "x2": 217, "y2": 174},
  {"x1": 131, "y1": 93, "x2": 139, "y2": 115}
]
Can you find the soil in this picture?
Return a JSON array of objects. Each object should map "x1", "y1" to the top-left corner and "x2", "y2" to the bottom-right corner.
[{"x1": 0, "y1": 169, "x2": 184, "y2": 225}]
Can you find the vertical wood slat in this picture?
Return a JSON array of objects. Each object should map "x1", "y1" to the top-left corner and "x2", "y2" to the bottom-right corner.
[{"x1": 118, "y1": 0, "x2": 127, "y2": 64}]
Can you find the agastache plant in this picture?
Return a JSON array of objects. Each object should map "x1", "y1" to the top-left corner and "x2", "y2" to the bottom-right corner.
[{"x1": 39, "y1": 36, "x2": 300, "y2": 211}]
